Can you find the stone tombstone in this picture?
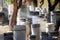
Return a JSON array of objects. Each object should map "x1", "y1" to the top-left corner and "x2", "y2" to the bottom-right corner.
[
  {"x1": 20, "y1": 19, "x2": 26, "y2": 22},
  {"x1": 46, "y1": 23, "x2": 55, "y2": 33},
  {"x1": 30, "y1": 35, "x2": 36, "y2": 40},
  {"x1": 29, "y1": 11, "x2": 39, "y2": 16},
  {"x1": 2, "y1": 8, "x2": 8, "y2": 18},
  {"x1": 0, "y1": 34, "x2": 4, "y2": 40},
  {"x1": 26, "y1": 18, "x2": 32, "y2": 34},
  {"x1": 13, "y1": 25, "x2": 26, "y2": 40},
  {"x1": 32, "y1": 16, "x2": 40, "y2": 24},
  {"x1": 0, "y1": 12, "x2": 4, "y2": 25},
  {"x1": 4, "y1": 32, "x2": 13, "y2": 40},
  {"x1": 20, "y1": 5, "x2": 29, "y2": 19},
  {"x1": 50, "y1": 11, "x2": 56, "y2": 24},
  {"x1": 31, "y1": 24, "x2": 40, "y2": 35}
]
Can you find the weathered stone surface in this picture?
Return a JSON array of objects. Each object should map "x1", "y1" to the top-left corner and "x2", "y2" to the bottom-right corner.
[
  {"x1": 0, "y1": 34, "x2": 4, "y2": 40},
  {"x1": 4, "y1": 32, "x2": 13, "y2": 40},
  {"x1": 13, "y1": 25, "x2": 26, "y2": 40},
  {"x1": 30, "y1": 11, "x2": 39, "y2": 16},
  {"x1": 32, "y1": 16, "x2": 40, "y2": 24},
  {"x1": 20, "y1": 5, "x2": 29, "y2": 19},
  {"x1": 30, "y1": 35, "x2": 36, "y2": 40},
  {"x1": 31, "y1": 24, "x2": 40, "y2": 35}
]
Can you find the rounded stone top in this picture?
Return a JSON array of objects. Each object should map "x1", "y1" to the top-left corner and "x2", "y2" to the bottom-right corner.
[
  {"x1": 14, "y1": 25, "x2": 26, "y2": 31},
  {"x1": 30, "y1": 35, "x2": 36, "y2": 38},
  {"x1": 32, "y1": 24, "x2": 40, "y2": 28}
]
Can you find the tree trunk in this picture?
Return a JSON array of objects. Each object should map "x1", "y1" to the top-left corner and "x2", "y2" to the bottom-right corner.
[
  {"x1": 10, "y1": 0, "x2": 22, "y2": 31},
  {"x1": 58, "y1": 27, "x2": 60, "y2": 40},
  {"x1": 58, "y1": 32, "x2": 60, "y2": 40},
  {"x1": 10, "y1": 0, "x2": 18, "y2": 31},
  {"x1": 48, "y1": 0, "x2": 60, "y2": 11}
]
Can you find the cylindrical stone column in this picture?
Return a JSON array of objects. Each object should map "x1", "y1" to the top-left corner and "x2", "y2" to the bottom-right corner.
[
  {"x1": 13, "y1": 25, "x2": 26, "y2": 40},
  {"x1": 26, "y1": 18, "x2": 32, "y2": 34},
  {"x1": 30, "y1": 35, "x2": 36, "y2": 40},
  {"x1": 32, "y1": 16, "x2": 40, "y2": 24},
  {"x1": 31, "y1": 24, "x2": 40, "y2": 35},
  {"x1": 31, "y1": 24, "x2": 40, "y2": 40},
  {"x1": 0, "y1": 34, "x2": 4, "y2": 40}
]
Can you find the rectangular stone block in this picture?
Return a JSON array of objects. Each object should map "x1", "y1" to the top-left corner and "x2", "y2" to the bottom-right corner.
[
  {"x1": 0, "y1": 34, "x2": 4, "y2": 40},
  {"x1": 20, "y1": 5, "x2": 29, "y2": 19},
  {"x1": 32, "y1": 16, "x2": 40, "y2": 24},
  {"x1": 4, "y1": 32, "x2": 13, "y2": 40},
  {"x1": 30, "y1": 11, "x2": 39, "y2": 16},
  {"x1": 30, "y1": 35, "x2": 36, "y2": 40},
  {"x1": 13, "y1": 25, "x2": 26, "y2": 40},
  {"x1": 31, "y1": 24, "x2": 40, "y2": 35}
]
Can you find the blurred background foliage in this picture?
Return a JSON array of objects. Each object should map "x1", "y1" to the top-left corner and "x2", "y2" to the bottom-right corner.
[{"x1": 5, "y1": 0, "x2": 12, "y2": 5}]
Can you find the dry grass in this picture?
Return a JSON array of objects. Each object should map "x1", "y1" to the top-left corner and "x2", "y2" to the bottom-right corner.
[{"x1": 0, "y1": 25, "x2": 11, "y2": 34}]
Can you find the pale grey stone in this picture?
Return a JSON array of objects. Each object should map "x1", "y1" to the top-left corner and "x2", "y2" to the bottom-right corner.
[
  {"x1": 13, "y1": 25, "x2": 26, "y2": 40},
  {"x1": 0, "y1": 34, "x2": 4, "y2": 40}
]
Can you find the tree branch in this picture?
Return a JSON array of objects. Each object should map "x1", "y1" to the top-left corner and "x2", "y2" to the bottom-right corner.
[{"x1": 48, "y1": 0, "x2": 60, "y2": 11}]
